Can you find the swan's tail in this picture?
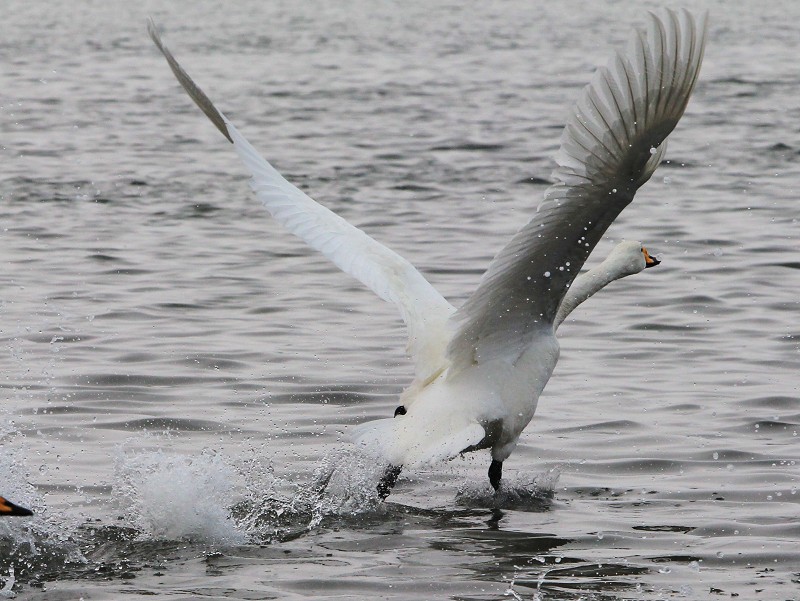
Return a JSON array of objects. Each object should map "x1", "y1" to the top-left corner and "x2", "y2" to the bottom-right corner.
[{"x1": 351, "y1": 415, "x2": 485, "y2": 467}]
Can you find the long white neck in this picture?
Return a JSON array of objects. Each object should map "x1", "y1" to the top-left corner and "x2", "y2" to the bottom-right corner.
[{"x1": 553, "y1": 261, "x2": 624, "y2": 331}]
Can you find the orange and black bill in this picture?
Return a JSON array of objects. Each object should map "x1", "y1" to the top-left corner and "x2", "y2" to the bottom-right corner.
[
  {"x1": 0, "y1": 496, "x2": 33, "y2": 516},
  {"x1": 643, "y1": 246, "x2": 660, "y2": 268}
]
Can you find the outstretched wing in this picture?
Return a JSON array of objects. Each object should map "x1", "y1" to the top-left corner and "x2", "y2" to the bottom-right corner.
[
  {"x1": 148, "y1": 20, "x2": 455, "y2": 382},
  {"x1": 446, "y1": 9, "x2": 707, "y2": 374}
]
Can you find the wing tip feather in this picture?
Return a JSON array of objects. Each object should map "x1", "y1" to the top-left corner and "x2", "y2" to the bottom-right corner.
[
  {"x1": 446, "y1": 10, "x2": 708, "y2": 375},
  {"x1": 148, "y1": 18, "x2": 234, "y2": 144}
]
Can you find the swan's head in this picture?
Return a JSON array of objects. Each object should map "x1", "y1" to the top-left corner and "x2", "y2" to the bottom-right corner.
[
  {"x1": 0, "y1": 496, "x2": 33, "y2": 516},
  {"x1": 605, "y1": 240, "x2": 660, "y2": 279}
]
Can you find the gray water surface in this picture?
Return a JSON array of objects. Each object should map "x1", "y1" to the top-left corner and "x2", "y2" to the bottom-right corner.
[{"x1": 1, "y1": 1, "x2": 798, "y2": 599}]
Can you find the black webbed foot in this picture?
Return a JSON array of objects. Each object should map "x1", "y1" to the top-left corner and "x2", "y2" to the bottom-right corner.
[
  {"x1": 488, "y1": 459, "x2": 503, "y2": 491},
  {"x1": 377, "y1": 464, "x2": 402, "y2": 500},
  {"x1": 394, "y1": 405, "x2": 406, "y2": 416}
]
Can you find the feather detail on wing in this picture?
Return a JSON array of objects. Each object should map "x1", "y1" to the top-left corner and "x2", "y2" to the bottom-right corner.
[
  {"x1": 446, "y1": 8, "x2": 707, "y2": 375},
  {"x1": 228, "y1": 123, "x2": 456, "y2": 380},
  {"x1": 148, "y1": 20, "x2": 455, "y2": 382}
]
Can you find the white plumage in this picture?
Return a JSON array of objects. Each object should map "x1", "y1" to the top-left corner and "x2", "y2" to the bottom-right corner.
[{"x1": 149, "y1": 8, "x2": 706, "y2": 494}]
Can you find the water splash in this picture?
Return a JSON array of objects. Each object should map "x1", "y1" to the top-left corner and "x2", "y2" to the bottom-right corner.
[
  {"x1": 235, "y1": 448, "x2": 391, "y2": 542},
  {"x1": 114, "y1": 440, "x2": 553, "y2": 547},
  {"x1": 0, "y1": 566, "x2": 14, "y2": 599},
  {"x1": 113, "y1": 447, "x2": 246, "y2": 546},
  {"x1": 455, "y1": 468, "x2": 560, "y2": 511},
  {"x1": 0, "y1": 418, "x2": 85, "y2": 594},
  {"x1": 304, "y1": 449, "x2": 391, "y2": 519}
]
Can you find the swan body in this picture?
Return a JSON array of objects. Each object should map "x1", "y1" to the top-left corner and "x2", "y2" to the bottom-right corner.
[
  {"x1": 354, "y1": 333, "x2": 559, "y2": 467},
  {"x1": 148, "y1": 8, "x2": 706, "y2": 494},
  {"x1": 352, "y1": 240, "x2": 654, "y2": 469}
]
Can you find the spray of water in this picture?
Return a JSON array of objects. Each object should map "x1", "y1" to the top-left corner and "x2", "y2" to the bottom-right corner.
[
  {"x1": 455, "y1": 467, "x2": 560, "y2": 510},
  {"x1": 113, "y1": 435, "x2": 556, "y2": 548},
  {"x1": 235, "y1": 447, "x2": 391, "y2": 542},
  {"x1": 0, "y1": 420, "x2": 35, "y2": 512},
  {"x1": 113, "y1": 446, "x2": 247, "y2": 546},
  {"x1": 0, "y1": 417, "x2": 86, "y2": 593},
  {"x1": 112, "y1": 436, "x2": 394, "y2": 545}
]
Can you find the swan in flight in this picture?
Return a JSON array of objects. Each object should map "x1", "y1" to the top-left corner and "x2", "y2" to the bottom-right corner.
[
  {"x1": 0, "y1": 496, "x2": 32, "y2": 517},
  {"x1": 149, "y1": 8, "x2": 706, "y2": 497}
]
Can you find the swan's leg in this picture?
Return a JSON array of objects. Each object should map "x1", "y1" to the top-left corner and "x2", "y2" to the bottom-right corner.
[
  {"x1": 488, "y1": 459, "x2": 503, "y2": 491},
  {"x1": 377, "y1": 464, "x2": 402, "y2": 500}
]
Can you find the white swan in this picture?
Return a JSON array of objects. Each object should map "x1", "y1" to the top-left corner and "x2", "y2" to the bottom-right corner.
[
  {"x1": 148, "y1": 8, "x2": 706, "y2": 495},
  {"x1": 0, "y1": 496, "x2": 32, "y2": 516}
]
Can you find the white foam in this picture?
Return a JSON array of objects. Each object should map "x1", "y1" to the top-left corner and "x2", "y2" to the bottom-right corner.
[
  {"x1": 114, "y1": 447, "x2": 246, "y2": 546},
  {"x1": 455, "y1": 468, "x2": 561, "y2": 510}
]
